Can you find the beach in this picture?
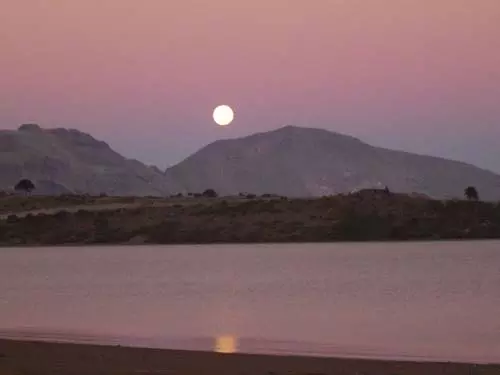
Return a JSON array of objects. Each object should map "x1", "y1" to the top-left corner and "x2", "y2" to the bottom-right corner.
[{"x1": 0, "y1": 339, "x2": 499, "y2": 375}]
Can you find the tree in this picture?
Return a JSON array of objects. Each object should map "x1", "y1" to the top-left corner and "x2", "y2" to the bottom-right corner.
[
  {"x1": 14, "y1": 179, "x2": 35, "y2": 195},
  {"x1": 464, "y1": 186, "x2": 479, "y2": 201},
  {"x1": 202, "y1": 188, "x2": 218, "y2": 198}
]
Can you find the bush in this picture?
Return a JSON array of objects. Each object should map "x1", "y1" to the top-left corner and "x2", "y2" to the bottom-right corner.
[{"x1": 202, "y1": 189, "x2": 218, "y2": 198}]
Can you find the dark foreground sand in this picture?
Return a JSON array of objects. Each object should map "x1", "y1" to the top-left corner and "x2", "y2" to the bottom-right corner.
[{"x1": 0, "y1": 339, "x2": 499, "y2": 375}]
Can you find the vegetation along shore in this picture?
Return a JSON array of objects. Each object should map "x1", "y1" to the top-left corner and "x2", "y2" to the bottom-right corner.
[{"x1": 1, "y1": 188, "x2": 500, "y2": 246}]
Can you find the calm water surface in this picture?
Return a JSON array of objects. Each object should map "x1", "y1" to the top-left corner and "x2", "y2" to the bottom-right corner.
[{"x1": 0, "y1": 242, "x2": 499, "y2": 363}]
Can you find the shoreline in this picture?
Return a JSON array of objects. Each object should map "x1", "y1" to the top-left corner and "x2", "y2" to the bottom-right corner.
[
  {"x1": 1, "y1": 338, "x2": 499, "y2": 375},
  {"x1": 0, "y1": 237, "x2": 499, "y2": 249},
  {"x1": 1, "y1": 329, "x2": 498, "y2": 365},
  {"x1": 2, "y1": 194, "x2": 500, "y2": 245}
]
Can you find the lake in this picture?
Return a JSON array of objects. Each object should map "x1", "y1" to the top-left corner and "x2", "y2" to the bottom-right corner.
[{"x1": 0, "y1": 241, "x2": 499, "y2": 363}]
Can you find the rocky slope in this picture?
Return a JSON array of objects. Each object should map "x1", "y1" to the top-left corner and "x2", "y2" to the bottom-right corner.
[
  {"x1": 0, "y1": 124, "x2": 168, "y2": 196},
  {"x1": 164, "y1": 125, "x2": 500, "y2": 200}
]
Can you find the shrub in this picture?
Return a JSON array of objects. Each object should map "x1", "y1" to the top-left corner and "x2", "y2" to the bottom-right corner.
[
  {"x1": 202, "y1": 189, "x2": 218, "y2": 198},
  {"x1": 14, "y1": 179, "x2": 35, "y2": 195}
]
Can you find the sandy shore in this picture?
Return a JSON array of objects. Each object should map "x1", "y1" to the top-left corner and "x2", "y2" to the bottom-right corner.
[{"x1": 0, "y1": 339, "x2": 499, "y2": 375}]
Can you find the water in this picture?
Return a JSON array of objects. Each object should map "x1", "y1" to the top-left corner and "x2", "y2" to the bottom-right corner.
[{"x1": 0, "y1": 242, "x2": 499, "y2": 363}]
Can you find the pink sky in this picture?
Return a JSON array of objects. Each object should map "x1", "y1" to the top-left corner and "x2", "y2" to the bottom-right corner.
[{"x1": 1, "y1": 1, "x2": 499, "y2": 171}]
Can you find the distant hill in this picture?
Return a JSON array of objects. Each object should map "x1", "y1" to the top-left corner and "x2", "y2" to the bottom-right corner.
[
  {"x1": 164, "y1": 125, "x2": 500, "y2": 200},
  {"x1": 0, "y1": 124, "x2": 168, "y2": 196},
  {"x1": 2, "y1": 124, "x2": 499, "y2": 199}
]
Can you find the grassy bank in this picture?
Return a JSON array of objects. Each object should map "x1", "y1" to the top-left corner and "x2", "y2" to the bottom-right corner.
[{"x1": 1, "y1": 191, "x2": 500, "y2": 246}]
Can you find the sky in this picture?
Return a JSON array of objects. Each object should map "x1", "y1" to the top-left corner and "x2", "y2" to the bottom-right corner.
[{"x1": 1, "y1": 0, "x2": 499, "y2": 171}]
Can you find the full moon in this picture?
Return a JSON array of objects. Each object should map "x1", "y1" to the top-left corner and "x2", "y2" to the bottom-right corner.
[{"x1": 213, "y1": 105, "x2": 234, "y2": 126}]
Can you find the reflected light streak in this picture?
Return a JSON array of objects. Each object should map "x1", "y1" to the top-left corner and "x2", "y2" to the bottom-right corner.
[{"x1": 214, "y1": 334, "x2": 237, "y2": 354}]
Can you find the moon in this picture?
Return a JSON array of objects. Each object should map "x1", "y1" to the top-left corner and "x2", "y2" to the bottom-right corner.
[{"x1": 213, "y1": 105, "x2": 234, "y2": 126}]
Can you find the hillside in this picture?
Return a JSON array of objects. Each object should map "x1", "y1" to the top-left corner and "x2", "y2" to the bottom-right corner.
[
  {"x1": 2, "y1": 124, "x2": 499, "y2": 199},
  {"x1": 0, "y1": 124, "x2": 168, "y2": 196},
  {"x1": 164, "y1": 125, "x2": 500, "y2": 200}
]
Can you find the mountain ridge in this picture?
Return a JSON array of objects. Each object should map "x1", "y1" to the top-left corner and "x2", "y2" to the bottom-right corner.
[
  {"x1": 164, "y1": 125, "x2": 500, "y2": 199},
  {"x1": 1, "y1": 124, "x2": 499, "y2": 199},
  {"x1": 0, "y1": 124, "x2": 169, "y2": 195}
]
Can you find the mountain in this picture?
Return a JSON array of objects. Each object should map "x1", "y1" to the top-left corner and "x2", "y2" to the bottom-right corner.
[
  {"x1": 2, "y1": 124, "x2": 499, "y2": 199},
  {"x1": 164, "y1": 125, "x2": 500, "y2": 200},
  {"x1": 0, "y1": 124, "x2": 168, "y2": 195}
]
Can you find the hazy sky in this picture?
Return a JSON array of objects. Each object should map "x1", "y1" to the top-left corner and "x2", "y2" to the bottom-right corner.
[{"x1": 1, "y1": 1, "x2": 499, "y2": 171}]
